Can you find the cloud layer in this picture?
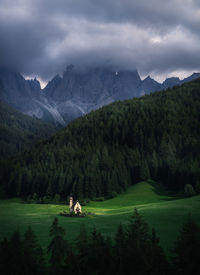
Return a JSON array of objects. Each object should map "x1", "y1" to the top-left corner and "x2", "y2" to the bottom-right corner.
[{"x1": 0, "y1": 0, "x2": 200, "y2": 81}]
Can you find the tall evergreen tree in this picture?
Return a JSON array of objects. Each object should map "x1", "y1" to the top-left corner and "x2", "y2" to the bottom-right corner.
[
  {"x1": 172, "y1": 214, "x2": 200, "y2": 275},
  {"x1": 64, "y1": 246, "x2": 78, "y2": 275},
  {"x1": 75, "y1": 224, "x2": 89, "y2": 274},
  {"x1": 87, "y1": 227, "x2": 108, "y2": 275},
  {"x1": 48, "y1": 217, "x2": 68, "y2": 273},
  {"x1": 149, "y1": 228, "x2": 170, "y2": 275},
  {"x1": 125, "y1": 208, "x2": 151, "y2": 274},
  {"x1": 0, "y1": 237, "x2": 10, "y2": 275},
  {"x1": 0, "y1": 231, "x2": 25, "y2": 275},
  {"x1": 23, "y1": 226, "x2": 44, "y2": 275},
  {"x1": 112, "y1": 223, "x2": 126, "y2": 274}
]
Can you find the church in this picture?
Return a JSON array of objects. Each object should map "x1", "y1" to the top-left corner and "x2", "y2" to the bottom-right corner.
[{"x1": 69, "y1": 195, "x2": 82, "y2": 214}]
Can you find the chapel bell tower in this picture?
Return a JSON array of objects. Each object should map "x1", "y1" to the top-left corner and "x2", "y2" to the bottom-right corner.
[{"x1": 69, "y1": 194, "x2": 73, "y2": 211}]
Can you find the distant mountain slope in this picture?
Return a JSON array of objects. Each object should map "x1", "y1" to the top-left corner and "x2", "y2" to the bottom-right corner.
[
  {"x1": 43, "y1": 66, "x2": 143, "y2": 124},
  {"x1": 0, "y1": 69, "x2": 66, "y2": 126},
  {"x1": 0, "y1": 68, "x2": 41, "y2": 113},
  {"x1": 1, "y1": 78, "x2": 199, "y2": 198},
  {"x1": 43, "y1": 66, "x2": 200, "y2": 124},
  {"x1": 0, "y1": 100, "x2": 58, "y2": 158},
  {"x1": 0, "y1": 66, "x2": 199, "y2": 126}
]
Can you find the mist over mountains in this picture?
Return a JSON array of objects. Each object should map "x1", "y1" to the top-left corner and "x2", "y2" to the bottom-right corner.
[{"x1": 0, "y1": 66, "x2": 199, "y2": 126}]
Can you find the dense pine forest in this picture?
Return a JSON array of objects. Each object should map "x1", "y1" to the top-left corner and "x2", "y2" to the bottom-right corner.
[
  {"x1": 1, "y1": 209, "x2": 200, "y2": 275},
  {"x1": 0, "y1": 79, "x2": 200, "y2": 199},
  {"x1": 0, "y1": 100, "x2": 58, "y2": 159}
]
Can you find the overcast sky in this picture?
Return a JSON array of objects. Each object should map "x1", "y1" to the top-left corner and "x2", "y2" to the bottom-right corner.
[{"x1": 0, "y1": 0, "x2": 200, "y2": 85}]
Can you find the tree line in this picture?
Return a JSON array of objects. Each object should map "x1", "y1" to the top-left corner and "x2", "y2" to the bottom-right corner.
[
  {"x1": 0, "y1": 209, "x2": 200, "y2": 275},
  {"x1": 0, "y1": 78, "x2": 200, "y2": 199}
]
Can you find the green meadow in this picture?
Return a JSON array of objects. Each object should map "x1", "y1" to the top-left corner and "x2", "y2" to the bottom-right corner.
[{"x1": 0, "y1": 181, "x2": 200, "y2": 255}]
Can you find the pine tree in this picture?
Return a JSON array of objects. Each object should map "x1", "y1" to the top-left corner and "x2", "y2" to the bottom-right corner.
[
  {"x1": 125, "y1": 208, "x2": 151, "y2": 274},
  {"x1": 64, "y1": 246, "x2": 78, "y2": 275},
  {"x1": 87, "y1": 227, "x2": 107, "y2": 274},
  {"x1": 76, "y1": 224, "x2": 88, "y2": 255},
  {"x1": 23, "y1": 226, "x2": 44, "y2": 275},
  {"x1": 149, "y1": 228, "x2": 170, "y2": 275},
  {"x1": 172, "y1": 214, "x2": 200, "y2": 275},
  {"x1": 76, "y1": 224, "x2": 89, "y2": 274},
  {"x1": 127, "y1": 208, "x2": 149, "y2": 247},
  {"x1": 48, "y1": 217, "x2": 67, "y2": 272},
  {"x1": 0, "y1": 238, "x2": 10, "y2": 275},
  {"x1": 5, "y1": 231, "x2": 24, "y2": 275},
  {"x1": 139, "y1": 160, "x2": 150, "y2": 181},
  {"x1": 113, "y1": 223, "x2": 126, "y2": 274}
]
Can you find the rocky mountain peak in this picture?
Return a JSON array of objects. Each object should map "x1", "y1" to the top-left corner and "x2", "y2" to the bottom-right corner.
[
  {"x1": 162, "y1": 77, "x2": 180, "y2": 89},
  {"x1": 182, "y1": 72, "x2": 200, "y2": 83},
  {"x1": 27, "y1": 77, "x2": 41, "y2": 92},
  {"x1": 1, "y1": 66, "x2": 200, "y2": 126}
]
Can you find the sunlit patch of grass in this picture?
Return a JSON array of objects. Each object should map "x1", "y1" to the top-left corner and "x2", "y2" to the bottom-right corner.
[{"x1": 0, "y1": 181, "x2": 200, "y2": 255}]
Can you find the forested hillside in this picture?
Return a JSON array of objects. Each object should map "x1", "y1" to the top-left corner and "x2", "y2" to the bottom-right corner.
[
  {"x1": 1, "y1": 79, "x2": 200, "y2": 199},
  {"x1": 0, "y1": 100, "x2": 58, "y2": 158}
]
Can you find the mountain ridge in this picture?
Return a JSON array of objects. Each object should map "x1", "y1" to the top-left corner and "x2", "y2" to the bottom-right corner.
[
  {"x1": 1, "y1": 78, "x2": 199, "y2": 198},
  {"x1": 0, "y1": 66, "x2": 199, "y2": 126}
]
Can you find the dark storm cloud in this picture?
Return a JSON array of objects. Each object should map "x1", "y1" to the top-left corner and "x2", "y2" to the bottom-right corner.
[
  {"x1": 36, "y1": 0, "x2": 198, "y2": 29},
  {"x1": 0, "y1": 0, "x2": 200, "y2": 81}
]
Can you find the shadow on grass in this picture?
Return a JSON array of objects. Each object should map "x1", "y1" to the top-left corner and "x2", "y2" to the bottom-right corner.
[{"x1": 147, "y1": 179, "x2": 178, "y2": 201}]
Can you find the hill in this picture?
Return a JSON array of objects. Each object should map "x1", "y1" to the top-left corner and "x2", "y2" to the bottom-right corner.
[
  {"x1": 0, "y1": 181, "x2": 199, "y2": 253},
  {"x1": 0, "y1": 78, "x2": 200, "y2": 198},
  {"x1": 0, "y1": 100, "x2": 58, "y2": 159}
]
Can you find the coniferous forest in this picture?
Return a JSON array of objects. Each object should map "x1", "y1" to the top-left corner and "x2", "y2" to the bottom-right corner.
[
  {"x1": 0, "y1": 78, "x2": 200, "y2": 199},
  {"x1": 0, "y1": 209, "x2": 200, "y2": 275},
  {"x1": 0, "y1": 100, "x2": 58, "y2": 159},
  {"x1": 1, "y1": 1, "x2": 200, "y2": 275}
]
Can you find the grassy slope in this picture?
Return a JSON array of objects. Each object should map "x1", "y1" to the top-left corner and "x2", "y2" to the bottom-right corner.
[{"x1": 0, "y1": 181, "x2": 200, "y2": 254}]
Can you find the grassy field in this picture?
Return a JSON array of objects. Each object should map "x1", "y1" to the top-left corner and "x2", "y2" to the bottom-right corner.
[{"x1": 0, "y1": 180, "x2": 200, "y2": 255}]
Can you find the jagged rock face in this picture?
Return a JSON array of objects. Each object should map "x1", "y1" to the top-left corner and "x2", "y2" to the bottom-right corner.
[
  {"x1": 26, "y1": 78, "x2": 41, "y2": 93},
  {"x1": 0, "y1": 66, "x2": 200, "y2": 126},
  {"x1": 44, "y1": 74, "x2": 62, "y2": 100},
  {"x1": 141, "y1": 76, "x2": 162, "y2": 96},
  {"x1": 0, "y1": 69, "x2": 60, "y2": 125},
  {"x1": 42, "y1": 66, "x2": 145, "y2": 124},
  {"x1": 0, "y1": 69, "x2": 41, "y2": 113},
  {"x1": 0, "y1": 70, "x2": 31, "y2": 105},
  {"x1": 45, "y1": 66, "x2": 142, "y2": 102},
  {"x1": 162, "y1": 77, "x2": 180, "y2": 89}
]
